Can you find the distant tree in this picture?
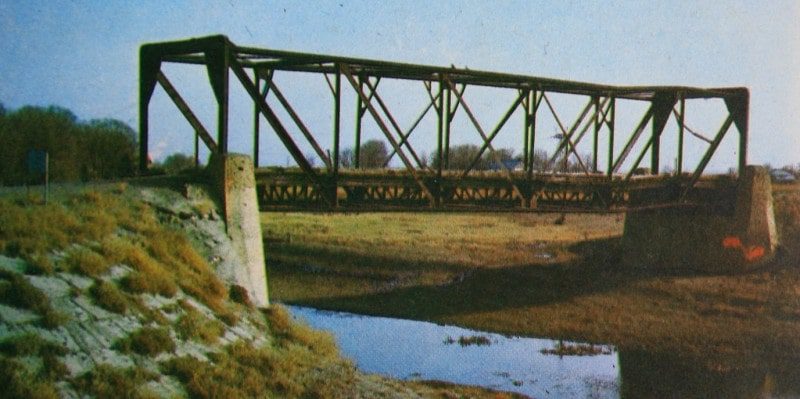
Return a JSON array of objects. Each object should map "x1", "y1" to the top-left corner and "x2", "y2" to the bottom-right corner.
[
  {"x1": 339, "y1": 147, "x2": 354, "y2": 168},
  {"x1": 161, "y1": 153, "x2": 195, "y2": 175},
  {"x1": 531, "y1": 149, "x2": 551, "y2": 172},
  {"x1": 359, "y1": 139, "x2": 388, "y2": 168},
  {"x1": 0, "y1": 102, "x2": 6, "y2": 117},
  {"x1": 0, "y1": 104, "x2": 138, "y2": 184}
]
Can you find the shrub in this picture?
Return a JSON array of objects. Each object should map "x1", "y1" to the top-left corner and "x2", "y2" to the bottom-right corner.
[
  {"x1": 115, "y1": 326, "x2": 175, "y2": 356},
  {"x1": 90, "y1": 280, "x2": 128, "y2": 314}
]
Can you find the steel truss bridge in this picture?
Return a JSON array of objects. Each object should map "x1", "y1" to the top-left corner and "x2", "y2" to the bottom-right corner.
[{"x1": 139, "y1": 35, "x2": 748, "y2": 213}]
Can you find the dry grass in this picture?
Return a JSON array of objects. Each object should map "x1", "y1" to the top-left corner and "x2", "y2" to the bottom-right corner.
[
  {"x1": 0, "y1": 269, "x2": 68, "y2": 329},
  {"x1": 0, "y1": 333, "x2": 68, "y2": 357},
  {"x1": 65, "y1": 247, "x2": 110, "y2": 277},
  {"x1": 73, "y1": 364, "x2": 159, "y2": 399},
  {"x1": 0, "y1": 357, "x2": 60, "y2": 399},
  {"x1": 265, "y1": 188, "x2": 800, "y2": 373},
  {"x1": 175, "y1": 302, "x2": 225, "y2": 344},
  {"x1": 115, "y1": 326, "x2": 176, "y2": 357},
  {"x1": 90, "y1": 280, "x2": 128, "y2": 314},
  {"x1": 264, "y1": 305, "x2": 338, "y2": 358},
  {"x1": 162, "y1": 337, "x2": 352, "y2": 399}
]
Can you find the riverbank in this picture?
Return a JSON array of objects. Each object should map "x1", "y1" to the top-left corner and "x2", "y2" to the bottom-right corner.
[
  {"x1": 0, "y1": 179, "x2": 525, "y2": 398},
  {"x1": 265, "y1": 183, "x2": 800, "y2": 390}
]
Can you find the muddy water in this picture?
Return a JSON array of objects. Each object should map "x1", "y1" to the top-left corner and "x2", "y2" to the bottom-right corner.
[{"x1": 288, "y1": 305, "x2": 620, "y2": 398}]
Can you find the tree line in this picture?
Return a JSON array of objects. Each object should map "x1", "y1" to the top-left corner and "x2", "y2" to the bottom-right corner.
[
  {"x1": 335, "y1": 139, "x2": 591, "y2": 173},
  {"x1": 0, "y1": 102, "x2": 138, "y2": 185}
]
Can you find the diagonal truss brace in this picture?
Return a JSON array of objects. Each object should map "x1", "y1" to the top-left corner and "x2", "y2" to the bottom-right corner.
[
  {"x1": 155, "y1": 71, "x2": 218, "y2": 153},
  {"x1": 340, "y1": 64, "x2": 435, "y2": 203},
  {"x1": 229, "y1": 58, "x2": 335, "y2": 206},
  {"x1": 256, "y1": 69, "x2": 333, "y2": 170},
  {"x1": 542, "y1": 94, "x2": 592, "y2": 175}
]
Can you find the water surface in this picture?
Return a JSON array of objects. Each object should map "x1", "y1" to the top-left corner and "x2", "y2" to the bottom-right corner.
[{"x1": 288, "y1": 305, "x2": 620, "y2": 398}]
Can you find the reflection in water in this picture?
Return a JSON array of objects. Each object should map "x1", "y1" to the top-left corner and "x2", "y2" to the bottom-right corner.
[
  {"x1": 288, "y1": 305, "x2": 620, "y2": 398},
  {"x1": 619, "y1": 350, "x2": 800, "y2": 399}
]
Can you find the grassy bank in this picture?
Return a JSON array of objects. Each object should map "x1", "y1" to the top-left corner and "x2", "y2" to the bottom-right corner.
[
  {"x1": 0, "y1": 182, "x2": 522, "y2": 398},
  {"x1": 264, "y1": 184, "x2": 800, "y2": 375}
]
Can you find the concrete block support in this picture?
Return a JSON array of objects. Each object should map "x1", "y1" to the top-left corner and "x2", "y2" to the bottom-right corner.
[
  {"x1": 208, "y1": 153, "x2": 269, "y2": 307},
  {"x1": 621, "y1": 165, "x2": 778, "y2": 273}
]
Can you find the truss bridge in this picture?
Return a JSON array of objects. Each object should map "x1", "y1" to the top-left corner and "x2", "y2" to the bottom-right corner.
[{"x1": 138, "y1": 35, "x2": 749, "y2": 213}]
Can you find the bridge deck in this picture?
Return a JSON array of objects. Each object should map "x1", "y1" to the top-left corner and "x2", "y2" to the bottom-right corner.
[{"x1": 256, "y1": 168, "x2": 737, "y2": 213}]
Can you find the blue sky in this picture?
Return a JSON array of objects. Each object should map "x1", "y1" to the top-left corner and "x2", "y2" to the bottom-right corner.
[{"x1": 1, "y1": 1, "x2": 798, "y2": 169}]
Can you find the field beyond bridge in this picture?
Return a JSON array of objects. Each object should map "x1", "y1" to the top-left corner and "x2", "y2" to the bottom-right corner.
[{"x1": 265, "y1": 182, "x2": 800, "y2": 395}]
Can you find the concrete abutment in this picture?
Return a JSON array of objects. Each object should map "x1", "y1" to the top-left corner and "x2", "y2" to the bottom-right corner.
[
  {"x1": 621, "y1": 165, "x2": 778, "y2": 272},
  {"x1": 208, "y1": 153, "x2": 269, "y2": 308}
]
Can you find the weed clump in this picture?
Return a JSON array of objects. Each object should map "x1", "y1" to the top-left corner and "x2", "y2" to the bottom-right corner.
[
  {"x1": 0, "y1": 200, "x2": 77, "y2": 257},
  {"x1": 175, "y1": 303, "x2": 225, "y2": 344},
  {"x1": 24, "y1": 253, "x2": 55, "y2": 275},
  {"x1": 0, "y1": 357, "x2": 60, "y2": 399},
  {"x1": 264, "y1": 305, "x2": 338, "y2": 357},
  {"x1": 229, "y1": 285, "x2": 252, "y2": 307},
  {"x1": 73, "y1": 364, "x2": 158, "y2": 399},
  {"x1": 0, "y1": 269, "x2": 68, "y2": 329},
  {"x1": 65, "y1": 247, "x2": 110, "y2": 277},
  {"x1": 90, "y1": 280, "x2": 128, "y2": 314},
  {"x1": 162, "y1": 340, "x2": 348, "y2": 399},
  {"x1": 115, "y1": 326, "x2": 175, "y2": 356},
  {"x1": 0, "y1": 333, "x2": 68, "y2": 357},
  {"x1": 118, "y1": 246, "x2": 178, "y2": 298}
]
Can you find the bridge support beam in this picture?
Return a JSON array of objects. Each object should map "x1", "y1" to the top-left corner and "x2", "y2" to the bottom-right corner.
[
  {"x1": 208, "y1": 153, "x2": 269, "y2": 307},
  {"x1": 621, "y1": 165, "x2": 778, "y2": 272}
]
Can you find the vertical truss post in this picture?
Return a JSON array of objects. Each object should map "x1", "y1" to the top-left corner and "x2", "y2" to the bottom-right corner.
[
  {"x1": 523, "y1": 89, "x2": 530, "y2": 172},
  {"x1": 607, "y1": 97, "x2": 615, "y2": 179},
  {"x1": 725, "y1": 90, "x2": 749, "y2": 175},
  {"x1": 138, "y1": 47, "x2": 161, "y2": 173},
  {"x1": 332, "y1": 66, "x2": 342, "y2": 207},
  {"x1": 253, "y1": 71, "x2": 260, "y2": 167},
  {"x1": 526, "y1": 90, "x2": 539, "y2": 179},
  {"x1": 677, "y1": 95, "x2": 685, "y2": 175},
  {"x1": 194, "y1": 129, "x2": 199, "y2": 167},
  {"x1": 592, "y1": 96, "x2": 600, "y2": 173},
  {"x1": 436, "y1": 78, "x2": 444, "y2": 180},
  {"x1": 205, "y1": 40, "x2": 230, "y2": 154},
  {"x1": 444, "y1": 85, "x2": 452, "y2": 170},
  {"x1": 354, "y1": 75, "x2": 363, "y2": 169},
  {"x1": 650, "y1": 92, "x2": 677, "y2": 175}
]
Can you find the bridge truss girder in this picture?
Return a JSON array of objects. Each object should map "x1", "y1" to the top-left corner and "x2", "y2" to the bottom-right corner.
[{"x1": 139, "y1": 35, "x2": 749, "y2": 210}]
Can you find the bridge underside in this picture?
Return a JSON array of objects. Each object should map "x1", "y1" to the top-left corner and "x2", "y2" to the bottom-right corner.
[{"x1": 139, "y1": 35, "x2": 749, "y2": 213}]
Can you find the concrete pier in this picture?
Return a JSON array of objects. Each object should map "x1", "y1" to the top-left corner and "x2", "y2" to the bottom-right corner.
[
  {"x1": 621, "y1": 165, "x2": 778, "y2": 273},
  {"x1": 208, "y1": 153, "x2": 269, "y2": 307}
]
